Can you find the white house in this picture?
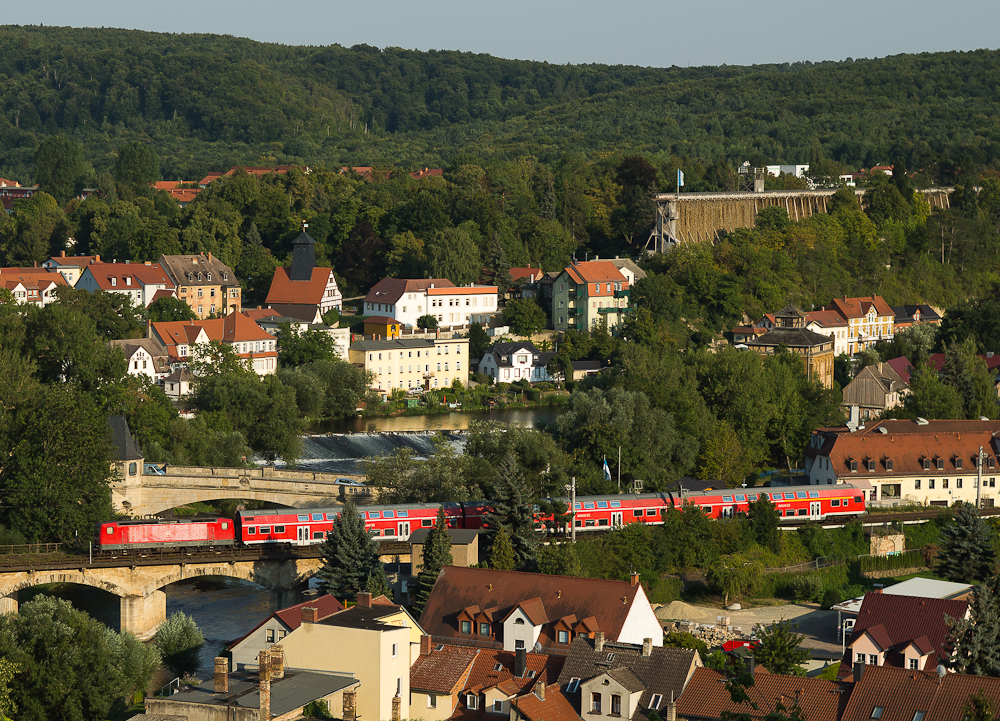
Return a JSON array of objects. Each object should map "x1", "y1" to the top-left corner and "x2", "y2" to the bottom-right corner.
[
  {"x1": 108, "y1": 338, "x2": 171, "y2": 382},
  {"x1": 478, "y1": 342, "x2": 556, "y2": 383},
  {"x1": 76, "y1": 262, "x2": 176, "y2": 308},
  {"x1": 806, "y1": 309, "x2": 850, "y2": 357},
  {"x1": 364, "y1": 278, "x2": 498, "y2": 329}
]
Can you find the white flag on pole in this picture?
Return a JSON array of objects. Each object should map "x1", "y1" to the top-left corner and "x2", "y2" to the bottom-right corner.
[
  {"x1": 603, "y1": 458, "x2": 612, "y2": 481},
  {"x1": 677, "y1": 169, "x2": 685, "y2": 188}
]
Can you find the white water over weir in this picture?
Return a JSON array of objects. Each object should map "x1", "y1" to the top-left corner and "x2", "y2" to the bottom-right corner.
[{"x1": 297, "y1": 431, "x2": 466, "y2": 474}]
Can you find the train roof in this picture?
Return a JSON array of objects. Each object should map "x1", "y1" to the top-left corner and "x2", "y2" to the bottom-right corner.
[{"x1": 237, "y1": 502, "x2": 462, "y2": 520}]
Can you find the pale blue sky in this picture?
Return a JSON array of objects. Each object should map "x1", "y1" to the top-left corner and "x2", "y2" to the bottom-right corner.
[{"x1": 7, "y1": 0, "x2": 998, "y2": 68}]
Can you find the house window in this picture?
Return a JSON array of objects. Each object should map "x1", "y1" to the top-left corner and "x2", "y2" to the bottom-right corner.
[
  {"x1": 515, "y1": 640, "x2": 525, "y2": 650},
  {"x1": 567, "y1": 679, "x2": 581, "y2": 693},
  {"x1": 266, "y1": 629, "x2": 275, "y2": 643},
  {"x1": 392, "y1": 643, "x2": 397, "y2": 658},
  {"x1": 869, "y1": 654, "x2": 878, "y2": 665},
  {"x1": 909, "y1": 658, "x2": 919, "y2": 669},
  {"x1": 850, "y1": 460, "x2": 858, "y2": 472},
  {"x1": 856, "y1": 652, "x2": 865, "y2": 663},
  {"x1": 990, "y1": 457, "x2": 997, "y2": 470},
  {"x1": 957, "y1": 478, "x2": 963, "y2": 488},
  {"x1": 428, "y1": 695, "x2": 437, "y2": 709},
  {"x1": 956, "y1": 458, "x2": 964, "y2": 470},
  {"x1": 871, "y1": 708, "x2": 884, "y2": 720},
  {"x1": 480, "y1": 622, "x2": 490, "y2": 636},
  {"x1": 929, "y1": 479, "x2": 935, "y2": 489},
  {"x1": 494, "y1": 701, "x2": 503, "y2": 714},
  {"x1": 867, "y1": 459, "x2": 876, "y2": 472},
  {"x1": 611, "y1": 695, "x2": 621, "y2": 716},
  {"x1": 592, "y1": 693, "x2": 602, "y2": 713},
  {"x1": 885, "y1": 459, "x2": 893, "y2": 471},
  {"x1": 558, "y1": 630, "x2": 569, "y2": 644},
  {"x1": 650, "y1": 695, "x2": 662, "y2": 710},
  {"x1": 943, "y1": 479, "x2": 949, "y2": 489},
  {"x1": 468, "y1": 695, "x2": 479, "y2": 710},
  {"x1": 460, "y1": 621, "x2": 471, "y2": 634},
  {"x1": 923, "y1": 458, "x2": 931, "y2": 470},
  {"x1": 915, "y1": 480, "x2": 921, "y2": 490},
  {"x1": 937, "y1": 458, "x2": 944, "y2": 470}
]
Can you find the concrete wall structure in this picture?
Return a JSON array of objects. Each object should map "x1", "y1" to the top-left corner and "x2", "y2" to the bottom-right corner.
[
  {"x1": 651, "y1": 188, "x2": 953, "y2": 245},
  {"x1": 111, "y1": 464, "x2": 364, "y2": 516},
  {"x1": 0, "y1": 557, "x2": 321, "y2": 640}
]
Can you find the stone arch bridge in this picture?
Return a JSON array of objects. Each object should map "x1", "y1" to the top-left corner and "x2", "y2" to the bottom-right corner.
[
  {"x1": 113, "y1": 464, "x2": 369, "y2": 517},
  {"x1": 647, "y1": 187, "x2": 954, "y2": 249},
  {"x1": 0, "y1": 550, "x2": 323, "y2": 640}
]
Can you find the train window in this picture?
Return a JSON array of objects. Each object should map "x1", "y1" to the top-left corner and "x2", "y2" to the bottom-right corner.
[
  {"x1": 247, "y1": 527, "x2": 256, "y2": 535},
  {"x1": 585, "y1": 520, "x2": 596, "y2": 527},
  {"x1": 598, "y1": 519, "x2": 609, "y2": 526},
  {"x1": 702, "y1": 507, "x2": 711, "y2": 514},
  {"x1": 854, "y1": 496, "x2": 863, "y2": 503},
  {"x1": 106, "y1": 527, "x2": 113, "y2": 534},
  {"x1": 771, "y1": 493, "x2": 781, "y2": 501},
  {"x1": 723, "y1": 496, "x2": 733, "y2": 503},
  {"x1": 384, "y1": 510, "x2": 395, "y2": 518},
  {"x1": 808, "y1": 491, "x2": 819, "y2": 498},
  {"x1": 398, "y1": 510, "x2": 408, "y2": 517},
  {"x1": 312, "y1": 514, "x2": 323, "y2": 521},
  {"x1": 575, "y1": 520, "x2": 583, "y2": 527},
  {"x1": 798, "y1": 509, "x2": 808, "y2": 516},
  {"x1": 326, "y1": 513, "x2": 337, "y2": 521},
  {"x1": 610, "y1": 500, "x2": 621, "y2": 508},
  {"x1": 796, "y1": 492, "x2": 807, "y2": 499},
  {"x1": 735, "y1": 495, "x2": 745, "y2": 502},
  {"x1": 596, "y1": 501, "x2": 608, "y2": 509},
  {"x1": 313, "y1": 532, "x2": 324, "y2": 539},
  {"x1": 748, "y1": 494, "x2": 757, "y2": 501},
  {"x1": 784, "y1": 493, "x2": 795, "y2": 500},
  {"x1": 221, "y1": 522, "x2": 229, "y2": 529},
  {"x1": 832, "y1": 499, "x2": 841, "y2": 507},
  {"x1": 583, "y1": 502, "x2": 595, "y2": 509},
  {"x1": 368, "y1": 512, "x2": 380, "y2": 519},
  {"x1": 274, "y1": 526, "x2": 285, "y2": 533},
  {"x1": 575, "y1": 503, "x2": 583, "y2": 510},
  {"x1": 422, "y1": 519, "x2": 433, "y2": 527},
  {"x1": 298, "y1": 515, "x2": 309, "y2": 522},
  {"x1": 260, "y1": 526, "x2": 271, "y2": 534},
  {"x1": 633, "y1": 510, "x2": 643, "y2": 517}
]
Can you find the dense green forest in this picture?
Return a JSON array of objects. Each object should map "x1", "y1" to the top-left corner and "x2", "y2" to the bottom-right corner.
[{"x1": 1, "y1": 26, "x2": 1000, "y2": 182}]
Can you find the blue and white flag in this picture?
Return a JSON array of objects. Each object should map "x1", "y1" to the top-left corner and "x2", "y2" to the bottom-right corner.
[
  {"x1": 603, "y1": 458, "x2": 612, "y2": 481},
  {"x1": 677, "y1": 169, "x2": 685, "y2": 188}
]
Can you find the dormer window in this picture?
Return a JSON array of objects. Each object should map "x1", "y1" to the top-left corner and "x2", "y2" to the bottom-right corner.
[
  {"x1": 850, "y1": 460, "x2": 858, "y2": 472},
  {"x1": 111, "y1": 277, "x2": 117, "y2": 286},
  {"x1": 923, "y1": 458, "x2": 931, "y2": 471},
  {"x1": 867, "y1": 459, "x2": 876, "y2": 472},
  {"x1": 223, "y1": 272, "x2": 229, "y2": 281},
  {"x1": 187, "y1": 272, "x2": 193, "y2": 281},
  {"x1": 990, "y1": 457, "x2": 997, "y2": 470},
  {"x1": 460, "y1": 620, "x2": 472, "y2": 634},
  {"x1": 885, "y1": 459, "x2": 894, "y2": 472},
  {"x1": 937, "y1": 458, "x2": 945, "y2": 471},
  {"x1": 955, "y1": 458, "x2": 964, "y2": 470},
  {"x1": 125, "y1": 276, "x2": 131, "y2": 285},
  {"x1": 514, "y1": 618, "x2": 525, "y2": 625}
]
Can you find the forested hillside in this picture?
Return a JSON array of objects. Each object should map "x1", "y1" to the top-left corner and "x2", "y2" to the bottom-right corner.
[{"x1": 1, "y1": 26, "x2": 1000, "y2": 182}]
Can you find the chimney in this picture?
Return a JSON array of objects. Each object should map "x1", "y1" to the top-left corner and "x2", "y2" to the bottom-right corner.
[
  {"x1": 748, "y1": 655, "x2": 756, "y2": 675},
  {"x1": 515, "y1": 648, "x2": 527, "y2": 677},
  {"x1": 95, "y1": 254, "x2": 100, "y2": 262},
  {"x1": 534, "y1": 680, "x2": 546, "y2": 700},
  {"x1": 595, "y1": 631, "x2": 605, "y2": 653},
  {"x1": 420, "y1": 635, "x2": 432, "y2": 656},
  {"x1": 630, "y1": 571, "x2": 640, "y2": 587},
  {"x1": 214, "y1": 657, "x2": 229, "y2": 693},
  {"x1": 302, "y1": 606, "x2": 319, "y2": 624},
  {"x1": 269, "y1": 645, "x2": 284, "y2": 679},
  {"x1": 259, "y1": 649, "x2": 272, "y2": 720},
  {"x1": 357, "y1": 591, "x2": 372, "y2": 608},
  {"x1": 642, "y1": 638, "x2": 652, "y2": 657},
  {"x1": 145, "y1": 319, "x2": 151, "y2": 338},
  {"x1": 392, "y1": 694, "x2": 401, "y2": 721},
  {"x1": 208, "y1": 251, "x2": 213, "y2": 262},
  {"x1": 60, "y1": 250, "x2": 66, "y2": 257},
  {"x1": 343, "y1": 690, "x2": 357, "y2": 721},
  {"x1": 853, "y1": 661, "x2": 865, "y2": 683},
  {"x1": 664, "y1": 692, "x2": 677, "y2": 721}
]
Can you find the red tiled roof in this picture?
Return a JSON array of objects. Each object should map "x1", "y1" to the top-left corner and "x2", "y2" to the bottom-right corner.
[
  {"x1": 510, "y1": 597, "x2": 548, "y2": 626},
  {"x1": 46, "y1": 254, "x2": 103, "y2": 268},
  {"x1": 509, "y1": 685, "x2": 579, "y2": 721},
  {"x1": 410, "y1": 646, "x2": 480, "y2": 694},
  {"x1": 364, "y1": 278, "x2": 456, "y2": 304},
  {"x1": 411, "y1": 168, "x2": 444, "y2": 180},
  {"x1": 463, "y1": 648, "x2": 565, "y2": 693},
  {"x1": 805, "y1": 419, "x2": 1000, "y2": 478},
  {"x1": 838, "y1": 592, "x2": 969, "y2": 676},
  {"x1": 227, "y1": 593, "x2": 343, "y2": 649},
  {"x1": 842, "y1": 665, "x2": 1000, "y2": 721},
  {"x1": 266, "y1": 266, "x2": 334, "y2": 306},
  {"x1": 0, "y1": 268, "x2": 68, "y2": 288},
  {"x1": 82, "y1": 262, "x2": 175, "y2": 291},
  {"x1": 150, "y1": 289, "x2": 175, "y2": 303},
  {"x1": 0, "y1": 177, "x2": 21, "y2": 187},
  {"x1": 565, "y1": 260, "x2": 627, "y2": 285},
  {"x1": 510, "y1": 267, "x2": 544, "y2": 282},
  {"x1": 418, "y1": 566, "x2": 644, "y2": 650},
  {"x1": 829, "y1": 295, "x2": 894, "y2": 320},
  {"x1": 242, "y1": 308, "x2": 286, "y2": 321},
  {"x1": 807, "y1": 309, "x2": 848, "y2": 328},
  {"x1": 364, "y1": 316, "x2": 401, "y2": 326},
  {"x1": 885, "y1": 357, "x2": 914, "y2": 384},
  {"x1": 370, "y1": 594, "x2": 396, "y2": 607},
  {"x1": 677, "y1": 667, "x2": 848, "y2": 721}
]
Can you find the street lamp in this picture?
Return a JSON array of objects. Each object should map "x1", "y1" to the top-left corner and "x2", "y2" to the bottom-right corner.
[{"x1": 564, "y1": 477, "x2": 576, "y2": 543}]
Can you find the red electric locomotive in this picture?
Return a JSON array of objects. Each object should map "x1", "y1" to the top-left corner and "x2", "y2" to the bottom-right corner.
[{"x1": 97, "y1": 518, "x2": 236, "y2": 551}]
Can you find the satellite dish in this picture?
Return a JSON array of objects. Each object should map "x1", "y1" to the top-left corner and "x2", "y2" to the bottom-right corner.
[
  {"x1": 534, "y1": 641, "x2": 543, "y2": 653},
  {"x1": 937, "y1": 664, "x2": 947, "y2": 678}
]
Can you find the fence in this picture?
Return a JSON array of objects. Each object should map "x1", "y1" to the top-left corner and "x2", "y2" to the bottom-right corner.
[
  {"x1": 764, "y1": 556, "x2": 836, "y2": 574},
  {"x1": 0, "y1": 543, "x2": 63, "y2": 556}
]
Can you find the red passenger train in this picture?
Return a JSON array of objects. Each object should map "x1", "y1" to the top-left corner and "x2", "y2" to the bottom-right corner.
[{"x1": 95, "y1": 482, "x2": 869, "y2": 552}]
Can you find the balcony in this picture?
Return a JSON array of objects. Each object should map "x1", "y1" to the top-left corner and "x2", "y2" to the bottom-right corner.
[
  {"x1": 575, "y1": 287, "x2": 586, "y2": 299},
  {"x1": 614, "y1": 289, "x2": 630, "y2": 299},
  {"x1": 568, "y1": 307, "x2": 580, "y2": 317},
  {"x1": 597, "y1": 306, "x2": 621, "y2": 313}
]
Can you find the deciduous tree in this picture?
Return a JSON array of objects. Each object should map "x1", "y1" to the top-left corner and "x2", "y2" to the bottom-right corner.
[
  {"x1": 502, "y1": 298, "x2": 546, "y2": 337},
  {"x1": 752, "y1": 619, "x2": 809, "y2": 675}
]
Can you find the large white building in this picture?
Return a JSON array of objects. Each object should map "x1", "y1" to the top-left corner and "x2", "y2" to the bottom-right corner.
[
  {"x1": 76, "y1": 262, "x2": 176, "y2": 308},
  {"x1": 478, "y1": 342, "x2": 557, "y2": 383},
  {"x1": 364, "y1": 278, "x2": 498, "y2": 329},
  {"x1": 350, "y1": 337, "x2": 470, "y2": 395}
]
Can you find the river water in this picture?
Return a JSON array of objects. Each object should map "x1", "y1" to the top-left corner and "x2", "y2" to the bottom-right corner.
[{"x1": 26, "y1": 405, "x2": 565, "y2": 674}]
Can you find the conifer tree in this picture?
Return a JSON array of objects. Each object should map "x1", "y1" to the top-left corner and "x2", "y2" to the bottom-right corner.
[
  {"x1": 485, "y1": 454, "x2": 537, "y2": 571},
  {"x1": 490, "y1": 525, "x2": 516, "y2": 570},
  {"x1": 366, "y1": 563, "x2": 393, "y2": 602},
  {"x1": 936, "y1": 502, "x2": 996, "y2": 584},
  {"x1": 945, "y1": 580, "x2": 1000, "y2": 676},
  {"x1": 412, "y1": 508, "x2": 453, "y2": 615},
  {"x1": 315, "y1": 500, "x2": 380, "y2": 600}
]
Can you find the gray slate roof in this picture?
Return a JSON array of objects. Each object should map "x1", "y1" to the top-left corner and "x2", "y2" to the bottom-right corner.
[
  {"x1": 557, "y1": 637, "x2": 697, "y2": 721},
  {"x1": 108, "y1": 415, "x2": 143, "y2": 461},
  {"x1": 409, "y1": 528, "x2": 481, "y2": 545},
  {"x1": 747, "y1": 325, "x2": 834, "y2": 349}
]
